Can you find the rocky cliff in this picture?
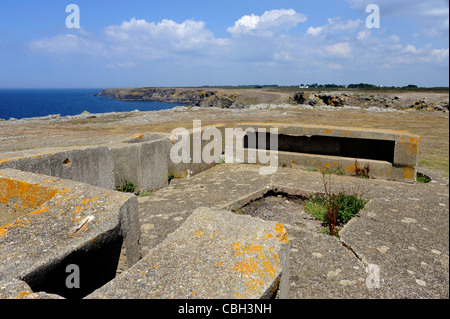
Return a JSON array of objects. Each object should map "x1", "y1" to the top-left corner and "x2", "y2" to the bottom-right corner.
[
  {"x1": 290, "y1": 91, "x2": 449, "y2": 112},
  {"x1": 96, "y1": 88, "x2": 242, "y2": 108}
]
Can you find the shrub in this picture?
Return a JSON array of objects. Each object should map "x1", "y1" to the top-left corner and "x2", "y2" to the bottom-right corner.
[
  {"x1": 304, "y1": 174, "x2": 368, "y2": 236},
  {"x1": 417, "y1": 172, "x2": 431, "y2": 183},
  {"x1": 116, "y1": 180, "x2": 136, "y2": 193},
  {"x1": 168, "y1": 173, "x2": 175, "y2": 184}
]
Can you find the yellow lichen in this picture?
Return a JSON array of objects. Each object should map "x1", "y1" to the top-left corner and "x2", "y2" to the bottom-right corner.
[
  {"x1": 403, "y1": 166, "x2": 415, "y2": 179},
  {"x1": 275, "y1": 223, "x2": 289, "y2": 243},
  {"x1": 231, "y1": 239, "x2": 282, "y2": 296}
]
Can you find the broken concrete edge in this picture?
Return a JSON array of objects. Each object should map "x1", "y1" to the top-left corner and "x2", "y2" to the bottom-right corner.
[
  {"x1": 86, "y1": 207, "x2": 290, "y2": 299},
  {"x1": 0, "y1": 278, "x2": 63, "y2": 299},
  {"x1": 0, "y1": 168, "x2": 140, "y2": 297}
]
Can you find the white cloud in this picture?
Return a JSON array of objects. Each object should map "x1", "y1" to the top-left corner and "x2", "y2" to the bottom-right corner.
[
  {"x1": 29, "y1": 33, "x2": 104, "y2": 56},
  {"x1": 356, "y1": 30, "x2": 371, "y2": 40},
  {"x1": 104, "y1": 17, "x2": 219, "y2": 51},
  {"x1": 274, "y1": 51, "x2": 293, "y2": 61},
  {"x1": 346, "y1": 0, "x2": 449, "y2": 39},
  {"x1": 106, "y1": 61, "x2": 138, "y2": 69},
  {"x1": 326, "y1": 17, "x2": 363, "y2": 33},
  {"x1": 25, "y1": 7, "x2": 448, "y2": 86},
  {"x1": 325, "y1": 42, "x2": 352, "y2": 58},
  {"x1": 307, "y1": 26, "x2": 323, "y2": 36},
  {"x1": 402, "y1": 44, "x2": 421, "y2": 54},
  {"x1": 306, "y1": 17, "x2": 363, "y2": 37},
  {"x1": 431, "y1": 48, "x2": 449, "y2": 62},
  {"x1": 227, "y1": 9, "x2": 307, "y2": 36},
  {"x1": 328, "y1": 63, "x2": 344, "y2": 70},
  {"x1": 389, "y1": 34, "x2": 401, "y2": 43}
]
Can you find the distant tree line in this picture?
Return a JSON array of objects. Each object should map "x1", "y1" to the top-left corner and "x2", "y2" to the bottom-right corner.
[{"x1": 199, "y1": 83, "x2": 443, "y2": 90}]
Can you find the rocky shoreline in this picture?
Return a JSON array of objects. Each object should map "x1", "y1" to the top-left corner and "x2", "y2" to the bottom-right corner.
[
  {"x1": 95, "y1": 88, "x2": 242, "y2": 109},
  {"x1": 96, "y1": 87, "x2": 449, "y2": 112}
]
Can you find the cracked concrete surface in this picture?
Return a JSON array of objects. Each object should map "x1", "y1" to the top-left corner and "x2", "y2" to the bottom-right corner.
[{"x1": 137, "y1": 163, "x2": 449, "y2": 298}]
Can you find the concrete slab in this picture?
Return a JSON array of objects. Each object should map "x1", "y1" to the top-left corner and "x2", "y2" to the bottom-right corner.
[
  {"x1": 0, "y1": 168, "x2": 140, "y2": 298},
  {"x1": 135, "y1": 164, "x2": 448, "y2": 298},
  {"x1": 87, "y1": 207, "x2": 290, "y2": 299}
]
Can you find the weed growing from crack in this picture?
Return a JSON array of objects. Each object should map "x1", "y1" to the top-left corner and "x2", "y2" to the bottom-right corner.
[
  {"x1": 116, "y1": 180, "x2": 136, "y2": 194},
  {"x1": 304, "y1": 174, "x2": 368, "y2": 237}
]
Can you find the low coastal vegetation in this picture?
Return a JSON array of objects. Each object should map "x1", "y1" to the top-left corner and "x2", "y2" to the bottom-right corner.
[{"x1": 304, "y1": 174, "x2": 368, "y2": 237}]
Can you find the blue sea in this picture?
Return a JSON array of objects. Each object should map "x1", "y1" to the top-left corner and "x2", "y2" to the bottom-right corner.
[{"x1": 0, "y1": 89, "x2": 181, "y2": 120}]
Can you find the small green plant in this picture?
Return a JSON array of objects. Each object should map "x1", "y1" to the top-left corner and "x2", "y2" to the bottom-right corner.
[
  {"x1": 416, "y1": 172, "x2": 431, "y2": 183},
  {"x1": 304, "y1": 174, "x2": 368, "y2": 236},
  {"x1": 116, "y1": 180, "x2": 136, "y2": 193},
  {"x1": 138, "y1": 191, "x2": 152, "y2": 197},
  {"x1": 304, "y1": 194, "x2": 327, "y2": 221},
  {"x1": 168, "y1": 173, "x2": 175, "y2": 184},
  {"x1": 322, "y1": 166, "x2": 346, "y2": 176}
]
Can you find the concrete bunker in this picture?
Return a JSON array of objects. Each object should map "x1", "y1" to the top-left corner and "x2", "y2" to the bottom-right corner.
[
  {"x1": 236, "y1": 124, "x2": 420, "y2": 183},
  {"x1": 244, "y1": 132, "x2": 395, "y2": 164}
]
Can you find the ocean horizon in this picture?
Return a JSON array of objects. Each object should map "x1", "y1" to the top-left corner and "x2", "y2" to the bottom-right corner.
[{"x1": 0, "y1": 88, "x2": 181, "y2": 120}]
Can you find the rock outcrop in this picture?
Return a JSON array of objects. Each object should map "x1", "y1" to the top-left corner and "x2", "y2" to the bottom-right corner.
[
  {"x1": 290, "y1": 91, "x2": 449, "y2": 112},
  {"x1": 96, "y1": 88, "x2": 238, "y2": 109}
]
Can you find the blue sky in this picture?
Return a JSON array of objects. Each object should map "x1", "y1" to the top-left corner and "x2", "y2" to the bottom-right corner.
[{"x1": 0, "y1": 0, "x2": 448, "y2": 88}]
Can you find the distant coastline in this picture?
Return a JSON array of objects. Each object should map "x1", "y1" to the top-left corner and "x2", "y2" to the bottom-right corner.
[
  {"x1": 0, "y1": 89, "x2": 181, "y2": 120},
  {"x1": 96, "y1": 87, "x2": 449, "y2": 112}
]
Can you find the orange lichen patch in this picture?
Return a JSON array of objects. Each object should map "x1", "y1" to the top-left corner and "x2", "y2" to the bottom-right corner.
[
  {"x1": 263, "y1": 233, "x2": 274, "y2": 240},
  {"x1": 0, "y1": 178, "x2": 57, "y2": 210},
  {"x1": 42, "y1": 178, "x2": 57, "y2": 183},
  {"x1": 231, "y1": 241, "x2": 281, "y2": 296},
  {"x1": 194, "y1": 231, "x2": 203, "y2": 237},
  {"x1": 345, "y1": 164, "x2": 356, "y2": 174},
  {"x1": 233, "y1": 258, "x2": 258, "y2": 275},
  {"x1": 341, "y1": 130, "x2": 351, "y2": 137},
  {"x1": 0, "y1": 158, "x2": 23, "y2": 165},
  {"x1": 133, "y1": 134, "x2": 144, "y2": 139},
  {"x1": 80, "y1": 197, "x2": 99, "y2": 205},
  {"x1": 403, "y1": 166, "x2": 415, "y2": 179},
  {"x1": 0, "y1": 218, "x2": 30, "y2": 238},
  {"x1": 18, "y1": 291, "x2": 31, "y2": 298},
  {"x1": 324, "y1": 129, "x2": 334, "y2": 134},
  {"x1": 406, "y1": 137, "x2": 419, "y2": 156},
  {"x1": 234, "y1": 292, "x2": 246, "y2": 299},
  {"x1": 275, "y1": 223, "x2": 289, "y2": 243},
  {"x1": 29, "y1": 206, "x2": 49, "y2": 215}
]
